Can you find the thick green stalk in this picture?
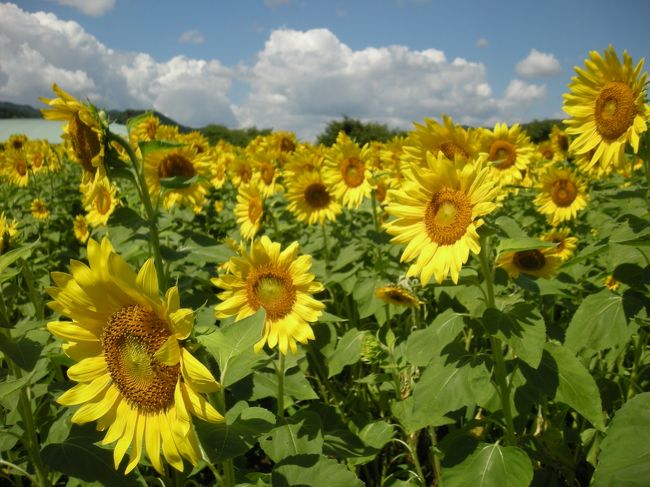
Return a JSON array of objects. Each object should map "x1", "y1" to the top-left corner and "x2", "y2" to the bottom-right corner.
[
  {"x1": 276, "y1": 352, "x2": 286, "y2": 417},
  {"x1": 215, "y1": 387, "x2": 236, "y2": 487}
]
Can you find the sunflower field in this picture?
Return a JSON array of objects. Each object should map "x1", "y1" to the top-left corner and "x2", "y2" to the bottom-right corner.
[{"x1": 0, "y1": 46, "x2": 649, "y2": 487}]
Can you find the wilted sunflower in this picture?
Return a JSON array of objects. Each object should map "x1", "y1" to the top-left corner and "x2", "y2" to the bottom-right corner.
[
  {"x1": 563, "y1": 46, "x2": 649, "y2": 172},
  {"x1": 286, "y1": 171, "x2": 341, "y2": 225},
  {"x1": 235, "y1": 183, "x2": 264, "y2": 240},
  {"x1": 535, "y1": 166, "x2": 588, "y2": 226},
  {"x1": 83, "y1": 166, "x2": 119, "y2": 227},
  {"x1": 213, "y1": 236, "x2": 324, "y2": 355},
  {"x1": 541, "y1": 228, "x2": 578, "y2": 261},
  {"x1": 384, "y1": 153, "x2": 499, "y2": 284},
  {"x1": 143, "y1": 145, "x2": 212, "y2": 210},
  {"x1": 73, "y1": 215, "x2": 90, "y2": 244},
  {"x1": 40, "y1": 83, "x2": 106, "y2": 178},
  {"x1": 322, "y1": 131, "x2": 373, "y2": 209},
  {"x1": 497, "y1": 246, "x2": 563, "y2": 279},
  {"x1": 47, "y1": 238, "x2": 223, "y2": 474},
  {"x1": 375, "y1": 284, "x2": 421, "y2": 308},
  {"x1": 0, "y1": 212, "x2": 18, "y2": 254},
  {"x1": 480, "y1": 123, "x2": 535, "y2": 187},
  {"x1": 31, "y1": 198, "x2": 49, "y2": 220}
]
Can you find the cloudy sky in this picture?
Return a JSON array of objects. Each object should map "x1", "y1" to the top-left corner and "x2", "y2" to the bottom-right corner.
[{"x1": 1, "y1": 0, "x2": 648, "y2": 140}]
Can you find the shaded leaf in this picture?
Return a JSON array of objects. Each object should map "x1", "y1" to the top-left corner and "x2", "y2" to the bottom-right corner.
[
  {"x1": 328, "y1": 328, "x2": 366, "y2": 377},
  {"x1": 271, "y1": 454, "x2": 363, "y2": 487},
  {"x1": 259, "y1": 411, "x2": 323, "y2": 462}
]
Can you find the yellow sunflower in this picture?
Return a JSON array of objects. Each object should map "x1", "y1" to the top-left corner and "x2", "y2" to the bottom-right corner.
[
  {"x1": 234, "y1": 183, "x2": 264, "y2": 240},
  {"x1": 143, "y1": 145, "x2": 212, "y2": 210},
  {"x1": 283, "y1": 143, "x2": 324, "y2": 180},
  {"x1": 549, "y1": 125, "x2": 570, "y2": 162},
  {"x1": 212, "y1": 236, "x2": 325, "y2": 355},
  {"x1": 46, "y1": 238, "x2": 223, "y2": 474},
  {"x1": 251, "y1": 151, "x2": 282, "y2": 198},
  {"x1": 286, "y1": 171, "x2": 342, "y2": 225},
  {"x1": 604, "y1": 275, "x2": 620, "y2": 291},
  {"x1": 31, "y1": 198, "x2": 49, "y2": 220},
  {"x1": 322, "y1": 131, "x2": 373, "y2": 209},
  {"x1": 384, "y1": 153, "x2": 499, "y2": 285},
  {"x1": 535, "y1": 166, "x2": 588, "y2": 226},
  {"x1": 2, "y1": 150, "x2": 30, "y2": 187},
  {"x1": 6, "y1": 134, "x2": 28, "y2": 152},
  {"x1": 497, "y1": 246, "x2": 563, "y2": 279},
  {"x1": 541, "y1": 228, "x2": 578, "y2": 262},
  {"x1": 375, "y1": 285, "x2": 421, "y2": 308},
  {"x1": 228, "y1": 155, "x2": 254, "y2": 187},
  {"x1": 40, "y1": 83, "x2": 106, "y2": 177},
  {"x1": 563, "y1": 46, "x2": 649, "y2": 172},
  {"x1": 73, "y1": 215, "x2": 90, "y2": 244},
  {"x1": 0, "y1": 212, "x2": 18, "y2": 255},
  {"x1": 83, "y1": 167, "x2": 119, "y2": 228},
  {"x1": 480, "y1": 123, "x2": 535, "y2": 187}
]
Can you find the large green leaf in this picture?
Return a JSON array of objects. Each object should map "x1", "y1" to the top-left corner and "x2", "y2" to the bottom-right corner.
[
  {"x1": 259, "y1": 411, "x2": 323, "y2": 462},
  {"x1": 327, "y1": 328, "x2": 366, "y2": 377},
  {"x1": 0, "y1": 240, "x2": 36, "y2": 278},
  {"x1": 271, "y1": 454, "x2": 363, "y2": 487},
  {"x1": 0, "y1": 333, "x2": 43, "y2": 371},
  {"x1": 593, "y1": 392, "x2": 650, "y2": 486},
  {"x1": 564, "y1": 290, "x2": 634, "y2": 358},
  {"x1": 496, "y1": 238, "x2": 556, "y2": 255},
  {"x1": 406, "y1": 309, "x2": 466, "y2": 367},
  {"x1": 441, "y1": 443, "x2": 533, "y2": 487}
]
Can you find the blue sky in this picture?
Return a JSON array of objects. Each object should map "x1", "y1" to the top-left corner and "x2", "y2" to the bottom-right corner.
[{"x1": 2, "y1": 0, "x2": 649, "y2": 140}]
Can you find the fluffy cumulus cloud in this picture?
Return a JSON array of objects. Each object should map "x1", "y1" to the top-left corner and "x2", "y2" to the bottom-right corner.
[
  {"x1": 515, "y1": 49, "x2": 562, "y2": 77},
  {"x1": 55, "y1": 0, "x2": 116, "y2": 17},
  {"x1": 0, "y1": 3, "x2": 549, "y2": 139},
  {"x1": 179, "y1": 30, "x2": 205, "y2": 45}
]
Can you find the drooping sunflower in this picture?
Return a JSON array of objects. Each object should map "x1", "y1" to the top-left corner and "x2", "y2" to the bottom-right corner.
[
  {"x1": 541, "y1": 228, "x2": 578, "y2": 261},
  {"x1": 384, "y1": 153, "x2": 499, "y2": 285},
  {"x1": 0, "y1": 212, "x2": 18, "y2": 254},
  {"x1": 322, "y1": 131, "x2": 373, "y2": 209},
  {"x1": 497, "y1": 246, "x2": 563, "y2": 279},
  {"x1": 73, "y1": 215, "x2": 90, "y2": 244},
  {"x1": 40, "y1": 83, "x2": 107, "y2": 178},
  {"x1": 375, "y1": 284, "x2": 421, "y2": 308},
  {"x1": 46, "y1": 238, "x2": 223, "y2": 474},
  {"x1": 534, "y1": 166, "x2": 588, "y2": 226},
  {"x1": 480, "y1": 123, "x2": 535, "y2": 187},
  {"x1": 234, "y1": 183, "x2": 264, "y2": 240},
  {"x1": 213, "y1": 236, "x2": 324, "y2": 355},
  {"x1": 30, "y1": 198, "x2": 49, "y2": 220},
  {"x1": 563, "y1": 46, "x2": 649, "y2": 172},
  {"x1": 286, "y1": 171, "x2": 341, "y2": 225},
  {"x1": 143, "y1": 145, "x2": 212, "y2": 210}
]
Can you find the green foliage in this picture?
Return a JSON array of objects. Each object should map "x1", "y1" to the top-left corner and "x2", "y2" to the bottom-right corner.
[
  {"x1": 201, "y1": 123, "x2": 272, "y2": 146},
  {"x1": 316, "y1": 115, "x2": 407, "y2": 146}
]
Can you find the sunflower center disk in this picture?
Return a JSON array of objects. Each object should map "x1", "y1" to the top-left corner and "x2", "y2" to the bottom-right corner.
[
  {"x1": 341, "y1": 157, "x2": 366, "y2": 188},
  {"x1": 513, "y1": 250, "x2": 546, "y2": 271},
  {"x1": 158, "y1": 153, "x2": 196, "y2": 179},
  {"x1": 16, "y1": 159, "x2": 27, "y2": 177},
  {"x1": 550, "y1": 179, "x2": 577, "y2": 207},
  {"x1": 69, "y1": 112, "x2": 100, "y2": 173},
  {"x1": 440, "y1": 142, "x2": 469, "y2": 160},
  {"x1": 247, "y1": 266, "x2": 297, "y2": 320},
  {"x1": 304, "y1": 183, "x2": 331, "y2": 209},
  {"x1": 103, "y1": 305, "x2": 179, "y2": 413},
  {"x1": 424, "y1": 188, "x2": 473, "y2": 246},
  {"x1": 489, "y1": 141, "x2": 516, "y2": 169},
  {"x1": 261, "y1": 163, "x2": 275, "y2": 185},
  {"x1": 595, "y1": 81, "x2": 637, "y2": 140},
  {"x1": 95, "y1": 188, "x2": 112, "y2": 215}
]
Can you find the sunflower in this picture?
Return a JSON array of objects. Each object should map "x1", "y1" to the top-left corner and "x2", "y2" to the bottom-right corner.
[
  {"x1": 251, "y1": 151, "x2": 282, "y2": 198},
  {"x1": 2, "y1": 150, "x2": 30, "y2": 187},
  {"x1": 535, "y1": 166, "x2": 588, "y2": 226},
  {"x1": 604, "y1": 275, "x2": 620, "y2": 291},
  {"x1": 6, "y1": 134, "x2": 28, "y2": 152},
  {"x1": 322, "y1": 131, "x2": 373, "y2": 209},
  {"x1": 40, "y1": 83, "x2": 106, "y2": 177},
  {"x1": 541, "y1": 228, "x2": 578, "y2": 261},
  {"x1": 0, "y1": 212, "x2": 18, "y2": 255},
  {"x1": 283, "y1": 144, "x2": 324, "y2": 180},
  {"x1": 375, "y1": 285, "x2": 421, "y2": 308},
  {"x1": 549, "y1": 125, "x2": 570, "y2": 162},
  {"x1": 563, "y1": 46, "x2": 649, "y2": 172},
  {"x1": 497, "y1": 246, "x2": 563, "y2": 279},
  {"x1": 143, "y1": 145, "x2": 212, "y2": 210},
  {"x1": 73, "y1": 215, "x2": 90, "y2": 244},
  {"x1": 228, "y1": 155, "x2": 254, "y2": 187},
  {"x1": 31, "y1": 198, "x2": 49, "y2": 220},
  {"x1": 46, "y1": 238, "x2": 223, "y2": 474},
  {"x1": 213, "y1": 236, "x2": 324, "y2": 355},
  {"x1": 234, "y1": 183, "x2": 264, "y2": 240},
  {"x1": 286, "y1": 171, "x2": 341, "y2": 225},
  {"x1": 480, "y1": 123, "x2": 535, "y2": 187},
  {"x1": 384, "y1": 153, "x2": 499, "y2": 285},
  {"x1": 83, "y1": 167, "x2": 119, "y2": 228}
]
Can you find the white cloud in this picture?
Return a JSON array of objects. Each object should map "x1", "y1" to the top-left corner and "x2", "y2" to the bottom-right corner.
[
  {"x1": 54, "y1": 0, "x2": 115, "y2": 16},
  {"x1": 515, "y1": 48, "x2": 561, "y2": 77},
  {"x1": 179, "y1": 30, "x2": 205, "y2": 45},
  {"x1": 476, "y1": 38, "x2": 488, "y2": 48}
]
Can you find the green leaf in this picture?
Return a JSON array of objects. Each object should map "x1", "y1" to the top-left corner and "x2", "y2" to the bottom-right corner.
[
  {"x1": 496, "y1": 238, "x2": 556, "y2": 256},
  {"x1": 198, "y1": 309, "x2": 267, "y2": 386},
  {"x1": 159, "y1": 174, "x2": 202, "y2": 189},
  {"x1": 251, "y1": 367, "x2": 319, "y2": 405},
  {"x1": 494, "y1": 216, "x2": 527, "y2": 238},
  {"x1": 483, "y1": 303, "x2": 546, "y2": 369},
  {"x1": 137, "y1": 140, "x2": 183, "y2": 158},
  {"x1": 0, "y1": 241, "x2": 37, "y2": 277},
  {"x1": 41, "y1": 424, "x2": 144, "y2": 487},
  {"x1": 259, "y1": 411, "x2": 323, "y2": 462},
  {"x1": 0, "y1": 373, "x2": 32, "y2": 398},
  {"x1": 349, "y1": 421, "x2": 395, "y2": 466},
  {"x1": 271, "y1": 454, "x2": 363, "y2": 487},
  {"x1": 328, "y1": 328, "x2": 366, "y2": 377},
  {"x1": 0, "y1": 333, "x2": 43, "y2": 371},
  {"x1": 564, "y1": 290, "x2": 634, "y2": 358},
  {"x1": 196, "y1": 404, "x2": 276, "y2": 463},
  {"x1": 441, "y1": 443, "x2": 533, "y2": 487},
  {"x1": 406, "y1": 310, "x2": 466, "y2": 366},
  {"x1": 593, "y1": 392, "x2": 650, "y2": 486},
  {"x1": 318, "y1": 311, "x2": 347, "y2": 322}
]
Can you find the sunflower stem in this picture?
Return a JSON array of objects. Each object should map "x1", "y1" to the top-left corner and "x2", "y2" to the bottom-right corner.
[
  {"x1": 106, "y1": 132, "x2": 167, "y2": 293},
  {"x1": 320, "y1": 222, "x2": 330, "y2": 269},
  {"x1": 370, "y1": 191, "x2": 385, "y2": 278},
  {"x1": 478, "y1": 236, "x2": 516, "y2": 446},
  {"x1": 276, "y1": 352, "x2": 286, "y2": 417}
]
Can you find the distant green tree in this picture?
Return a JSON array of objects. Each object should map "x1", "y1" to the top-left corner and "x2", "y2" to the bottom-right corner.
[
  {"x1": 200, "y1": 124, "x2": 272, "y2": 147},
  {"x1": 521, "y1": 118, "x2": 564, "y2": 143},
  {"x1": 316, "y1": 116, "x2": 407, "y2": 146}
]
